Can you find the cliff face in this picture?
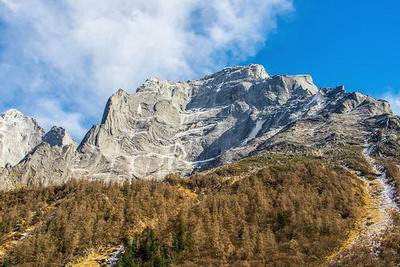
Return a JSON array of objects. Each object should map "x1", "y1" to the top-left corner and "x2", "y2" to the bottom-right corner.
[
  {"x1": 42, "y1": 126, "x2": 76, "y2": 147},
  {"x1": 0, "y1": 109, "x2": 44, "y2": 167},
  {"x1": 77, "y1": 64, "x2": 391, "y2": 180},
  {"x1": 0, "y1": 64, "x2": 396, "y2": 189},
  {"x1": 0, "y1": 117, "x2": 76, "y2": 191}
]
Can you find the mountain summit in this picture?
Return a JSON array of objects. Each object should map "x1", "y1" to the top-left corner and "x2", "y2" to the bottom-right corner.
[
  {"x1": 1, "y1": 64, "x2": 400, "y2": 266},
  {"x1": 0, "y1": 64, "x2": 397, "y2": 190},
  {"x1": 43, "y1": 126, "x2": 76, "y2": 147},
  {"x1": 77, "y1": 64, "x2": 391, "y2": 180},
  {"x1": 0, "y1": 109, "x2": 44, "y2": 167}
]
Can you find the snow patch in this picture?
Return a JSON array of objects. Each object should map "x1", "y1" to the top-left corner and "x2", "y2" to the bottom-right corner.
[
  {"x1": 106, "y1": 245, "x2": 125, "y2": 267},
  {"x1": 363, "y1": 145, "x2": 399, "y2": 212},
  {"x1": 184, "y1": 155, "x2": 220, "y2": 166}
]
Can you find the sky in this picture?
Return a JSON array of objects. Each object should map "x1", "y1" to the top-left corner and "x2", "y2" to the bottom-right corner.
[
  {"x1": 245, "y1": 0, "x2": 400, "y2": 105},
  {"x1": 0, "y1": 0, "x2": 399, "y2": 141}
]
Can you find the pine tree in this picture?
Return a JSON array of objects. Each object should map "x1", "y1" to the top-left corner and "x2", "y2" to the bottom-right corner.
[
  {"x1": 173, "y1": 219, "x2": 186, "y2": 254},
  {"x1": 117, "y1": 239, "x2": 139, "y2": 267}
]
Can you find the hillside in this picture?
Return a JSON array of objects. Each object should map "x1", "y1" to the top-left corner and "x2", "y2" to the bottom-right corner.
[
  {"x1": 0, "y1": 153, "x2": 377, "y2": 266},
  {"x1": 0, "y1": 147, "x2": 399, "y2": 265}
]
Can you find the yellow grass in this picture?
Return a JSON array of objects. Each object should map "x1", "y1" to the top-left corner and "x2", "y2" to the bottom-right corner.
[
  {"x1": 324, "y1": 178, "x2": 386, "y2": 265},
  {"x1": 68, "y1": 251, "x2": 109, "y2": 267},
  {"x1": 324, "y1": 180, "x2": 372, "y2": 264}
]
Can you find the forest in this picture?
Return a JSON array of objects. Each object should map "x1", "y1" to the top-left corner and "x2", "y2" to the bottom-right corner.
[{"x1": 0, "y1": 153, "x2": 399, "y2": 266}]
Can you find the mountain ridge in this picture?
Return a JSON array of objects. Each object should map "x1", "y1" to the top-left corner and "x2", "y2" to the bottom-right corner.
[{"x1": 0, "y1": 64, "x2": 397, "y2": 190}]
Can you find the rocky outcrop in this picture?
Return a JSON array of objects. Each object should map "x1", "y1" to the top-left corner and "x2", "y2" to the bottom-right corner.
[
  {"x1": 76, "y1": 64, "x2": 393, "y2": 180},
  {"x1": 0, "y1": 109, "x2": 44, "y2": 167},
  {"x1": 1, "y1": 143, "x2": 76, "y2": 189},
  {"x1": 0, "y1": 126, "x2": 76, "y2": 190},
  {"x1": 0, "y1": 64, "x2": 397, "y2": 190},
  {"x1": 43, "y1": 126, "x2": 76, "y2": 147}
]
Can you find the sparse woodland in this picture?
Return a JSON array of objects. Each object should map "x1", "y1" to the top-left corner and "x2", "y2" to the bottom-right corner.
[{"x1": 0, "y1": 154, "x2": 399, "y2": 266}]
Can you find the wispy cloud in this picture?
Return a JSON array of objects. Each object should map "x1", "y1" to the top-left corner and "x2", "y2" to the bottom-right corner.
[
  {"x1": 0, "y1": 0, "x2": 293, "y2": 139},
  {"x1": 33, "y1": 99, "x2": 87, "y2": 140},
  {"x1": 382, "y1": 89, "x2": 400, "y2": 114}
]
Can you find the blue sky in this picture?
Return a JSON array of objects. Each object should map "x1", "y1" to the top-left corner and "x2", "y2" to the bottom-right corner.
[
  {"x1": 0, "y1": 0, "x2": 399, "y2": 140},
  {"x1": 246, "y1": 0, "x2": 400, "y2": 101}
]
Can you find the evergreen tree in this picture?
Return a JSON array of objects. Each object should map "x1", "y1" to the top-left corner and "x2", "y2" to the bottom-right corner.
[
  {"x1": 172, "y1": 219, "x2": 186, "y2": 253},
  {"x1": 117, "y1": 239, "x2": 138, "y2": 267}
]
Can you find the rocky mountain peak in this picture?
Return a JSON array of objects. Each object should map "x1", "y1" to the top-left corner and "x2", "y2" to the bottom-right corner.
[
  {"x1": 287, "y1": 74, "x2": 318, "y2": 95},
  {"x1": 1, "y1": 108, "x2": 25, "y2": 118},
  {"x1": 262, "y1": 74, "x2": 318, "y2": 104},
  {"x1": 1, "y1": 64, "x2": 398, "y2": 190},
  {"x1": 328, "y1": 91, "x2": 393, "y2": 115},
  {"x1": 115, "y1": 88, "x2": 129, "y2": 96},
  {"x1": 42, "y1": 126, "x2": 76, "y2": 147},
  {"x1": 100, "y1": 89, "x2": 130, "y2": 123},
  {"x1": 107, "y1": 88, "x2": 130, "y2": 103},
  {"x1": 0, "y1": 109, "x2": 44, "y2": 167},
  {"x1": 201, "y1": 64, "x2": 269, "y2": 82},
  {"x1": 75, "y1": 64, "x2": 395, "y2": 180}
]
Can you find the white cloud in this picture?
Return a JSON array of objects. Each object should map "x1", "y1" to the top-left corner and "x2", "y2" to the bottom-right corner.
[
  {"x1": 382, "y1": 90, "x2": 400, "y2": 115},
  {"x1": 0, "y1": 0, "x2": 293, "y2": 139},
  {"x1": 33, "y1": 99, "x2": 87, "y2": 141}
]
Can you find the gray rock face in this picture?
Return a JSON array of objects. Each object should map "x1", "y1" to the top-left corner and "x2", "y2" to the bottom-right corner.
[
  {"x1": 0, "y1": 109, "x2": 44, "y2": 167},
  {"x1": 78, "y1": 65, "x2": 279, "y2": 179},
  {"x1": 0, "y1": 126, "x2": 76, "y2": 190},
  {"x1": 43, "y1": 126, "x2": 76, "y2": 147},
  {"x1": 0, "y1": 64, "x2": 397, "y2": 190},
  {"x1": 76, "y1": 64, "x2": 392, "y2": 180},
  {"x1": 0, "y1": 143, "x2": 76, "y2": 189}
]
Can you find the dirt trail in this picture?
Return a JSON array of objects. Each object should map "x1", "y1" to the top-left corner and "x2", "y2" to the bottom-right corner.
[{"x1": 326, "y1": 144, "x2": 400, "y2": 265}]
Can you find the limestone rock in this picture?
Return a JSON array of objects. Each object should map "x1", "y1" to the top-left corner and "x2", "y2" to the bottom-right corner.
[
  {"x1": 76, "y1": 64, "x2": 393, "y2": 180},
  {"x1": 0, "y1": 126, "x2": 77, "y2": 189},
  {"x1": 0, "y1": 109, "x2": 44, "y2": 167},
  {"x1": 0, "y1": 143, "x2": 77, "y2": 188},
  {"x1": 0, "y1": 64, "x2": 397, "y2": 190},
  {"x1": 43, "y1": 126, "x2": 76, "y2": 147}
]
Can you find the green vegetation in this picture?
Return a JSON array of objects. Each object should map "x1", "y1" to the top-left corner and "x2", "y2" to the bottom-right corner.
[
  {"x1": 0, "y1": 154, "x2": 367, "y2": 266},
  {"x1": 0, "y1": 180, "x2": 193, "y2": 266},
  {"x1": 117, "y1": 228, "x2": 171, "y2": 267},
  {"x1": 117, "y1": 222, "x2": 192, "y2": 267}
]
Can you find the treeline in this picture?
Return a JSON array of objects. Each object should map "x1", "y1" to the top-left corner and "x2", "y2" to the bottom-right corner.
[{"x1": 0, "y1": 155, "x2": 368, "y2": 266}]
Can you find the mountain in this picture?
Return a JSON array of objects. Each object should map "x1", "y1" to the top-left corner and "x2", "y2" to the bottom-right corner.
[
  {"x1": 0, "y1": 109, "x2": 44, "y2": 167},
  {"x1": 0, "y1": 64, "x2": 400, "y2": 266},
  {"x1": 76, "y1": 64, "x2": 391, "y2": 180},
  {"x1": 42, "y1": 126, "x2": 76, "y2": 147},
  {"x1": 0, "y1": 64, "x2": 397, "y2": 190},
  {"x1": 0, "y1": 122, "x2": 76, "y2": 190}
]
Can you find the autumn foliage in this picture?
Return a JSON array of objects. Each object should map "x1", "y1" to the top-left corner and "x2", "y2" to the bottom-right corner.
[{"x1": 0, "y1": 155, "x2": 367, "y2": 266}]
